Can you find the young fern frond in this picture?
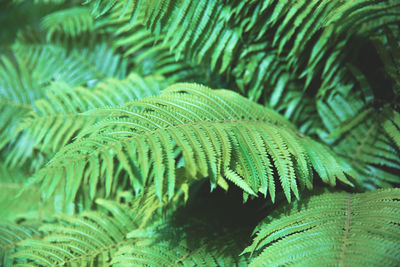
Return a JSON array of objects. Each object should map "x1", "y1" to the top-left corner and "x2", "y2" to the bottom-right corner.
[
  {"x1": 243, "y1": 188, "x2": 400, "y2": 266},
  {"x1": 33, "y1": 83, "x2": 354, "y2": 206}
]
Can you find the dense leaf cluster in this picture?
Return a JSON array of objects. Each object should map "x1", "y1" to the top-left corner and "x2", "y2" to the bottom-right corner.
[{"x1": 1, "y1": 0, "x2": 399, "y2": 266}]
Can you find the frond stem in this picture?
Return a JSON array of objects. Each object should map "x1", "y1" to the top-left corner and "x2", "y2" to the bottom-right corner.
[{"x1": 47, "y1": 118, "x2": 281, "y2": 169}]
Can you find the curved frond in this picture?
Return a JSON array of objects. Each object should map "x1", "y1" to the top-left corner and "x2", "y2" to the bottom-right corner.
[
  {"x1": 0, "y1": 221, "x2": 40, "y2": 267},
  {"x1": 34, "y1": 83, "x2": 354, "y2": 206},
  {"x1": 112, "y1": 190, "x2": 252, "y2": 267},
  {"x1": 243, "y1": 188, "x2": 400, "y2": 266},
  {"x1": 8, "y1": 73, "x2": 166, "y2": 167},
  {"x1": 0, "y1": 54, "x2": 40, "y2": 150},
  {"x1": 41, "y1": 7, "x2": 94, "y2": 41},
  {"x1": 12, "y1": 42, "x2": 128, "y2": 86},
  {"x1": 317, "y1": 83, "x2": 400, "y2": 189},
  {"x1": 11, "y1": 195, "x2": 160, "y2": 267},
  {"x1": 113, "y1": 230, "x2": 247, "y2": 267},
  {"x1": 85, "y1": 0, "x2": 400, "y2": 102},
  {"x1": 1, "y1": 41, "x2": 129, "y2": 168},
  {"x1": 110, "y1": 20, "x2": 211, "y2": 84}
]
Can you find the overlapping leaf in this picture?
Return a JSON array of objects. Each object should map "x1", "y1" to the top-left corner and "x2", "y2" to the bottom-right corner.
[
  {"x1": 33, "y1": 83, "x2": 354, "y2": 206},
  {"x1": 85, "y1": 0, "x2": 400, "y2": 103},
  {"x1": 11, "y1": 195, "x2": 160, "y2": 266},
  {"x1": 243, "y1": 188, "x2": 400, "y2": 266},
  {"x1": 14, "y1": 73, "x2": 166, "y2": 159},
  {"x1": 317, "y1": 83, "x2": 400, "y2": 189}
]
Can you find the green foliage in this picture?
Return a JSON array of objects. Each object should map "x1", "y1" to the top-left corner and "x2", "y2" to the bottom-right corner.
[
  {"x1": 34, "y1": 83, "x2": 354, "y2": 207},
  {"x1": 112, "y1": 190, "x2": 251, "y2": 266},
  {"x1": 85, "y1": 0, "x2": 400, "y2": 99},
  {"x1": 10, "y1": 73, "x2": 166, "y2": 168},
  {"x1": 1, "y1": 0, "x2": 399, "y2": 266},
  {"x1": 41, "y1": 7, "x2": 94, "y2": 40},
  {"x1": 11, "y1": 191, "x2": 164, "y2": 266},
  {"x1": 1, "y1": 221, "x2": 40, "y2": 267},
  {"x1": 317, "y1": 83, "x2": 400, "y2": 189},
  {"x1": 243, "y1": 188, "x2": 400, "y2": 266},
  {"x1": 0, "y1": 42, "x2": 129, "y2": 169}
]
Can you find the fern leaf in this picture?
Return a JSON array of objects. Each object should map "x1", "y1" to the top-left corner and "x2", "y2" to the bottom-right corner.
[
  {"x1": 12, "y1": 42, "x2": 128, "y2": 86},
  {"x1": 112, "y1": 192, "x2": 250, "y2": 267},
  {"x1": 382, "y1": 110, "x2": 400, "y2": 151},
  {"x1": 243, "y1": 188, "x2": 400, "y2": 266},
  {"x1": 85, "y1": 0, "x2": 400, "y2": 104},
  {"x1": 108, "y1": 17, "x2": 210, "y2": 84},
  {"x1": 11, "y1": 195, "x2": 159, "y2": 266},
  {"x1": 41, "y1": 7, "x2": 94, "y2": 41},
  {"x1": 0, "y1": 41, "x2": 131, "y2": 168},
  {"x1": 317, "y1": 84, "x2": 400, "y2": 189},
  {"x1": 33, "y1": 83, "x2": 354, "y2": 206},
  {"x1": 0, "y1": 55, "x2": 41, "y2": 151},
  {"x1": 113, "y1": 234, "x2": 247, "y2": 267},
  {"x1": 224, "y1": 169, "x2": 256, "y2": 197},
  {"x1": 0, "y1": 222, "x2": 40, "y2": 267},
  {"x1": 16, "y1": 73, "x2": 165, "y2": 155}
]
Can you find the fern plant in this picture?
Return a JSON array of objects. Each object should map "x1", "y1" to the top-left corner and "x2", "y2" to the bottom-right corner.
[
  {"x1": 1, "y1": 0, "x2": 399, "y2": 266},
  {"x1": 243, "y1": 188, "x2": 400, "y2": 266}
]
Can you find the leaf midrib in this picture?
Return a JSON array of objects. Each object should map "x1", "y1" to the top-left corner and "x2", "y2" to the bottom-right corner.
[{"x1": 46, "y1": 118, "x2": 283, "y2": 170}]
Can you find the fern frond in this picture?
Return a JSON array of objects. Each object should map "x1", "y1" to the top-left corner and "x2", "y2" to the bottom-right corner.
[
  {"x1": 1, "y1": 41, "x2": 129, "y2": 168},
  {"x1": 0, "y1": 53, "x2": 43, "y2": 154},
  {"x1": 87, "y1": 0, "x2": 241, "y2": 73},
  {"x1": 0, "y1": 221, "x2": 40, "y2": 267},
  {"x1": 317, "y1": 84, "x2": 400, "y2": 189},
  {"x1": 85, "y1": 0, "x2": 400, "y2": 102},
  {"x1": 32, "y1": 83, "x2": 354, "y2": 207},
  {"x1": 110, "y1": 20, "x2": 210, "y2": 84},
  {"x1": 41, "y1": 7, "x2": 94, "y2": 41},
  {"x1": 112, "y1": 190, "x2": 252, "y2": 267},
  {"x1": 113, "y1": 230, "x2": 248, "y2": 267},
  {"x1": 0, "y1": 100, "x2": 33, "y2": 152},
  {"x1": 11, "y1": 195, "x2": 160, "y2": 267},
  {"x1": 383, "y1": 110, "x2": 400, "y2": 151},
  {"x1": 243, "y1": 188, "x2": 400, "y2": 266},
  {"x1": 2, "y1": 2, "x2": 399, "y2": 265},
  {"x1": 12, "y1": 42, "x2": 128, "y2": 85},
  {"x1": 11, "y1": 73, "x2": 166, "y2": 163}
]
